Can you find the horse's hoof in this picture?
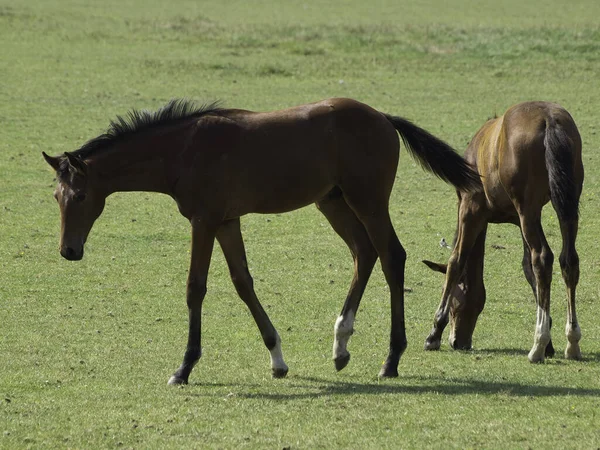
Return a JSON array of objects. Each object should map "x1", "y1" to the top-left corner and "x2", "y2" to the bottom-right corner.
[
  {"x1": 167, "y1": 375, "x2": 188, "y2": 386},
  {"x1": 564, "y1": 351, "x2": 582, "y2": 361},
  {"x1": 272, "y1": 367, "x2": 289, "y2": 379},
  {"x1": 527, "y1": 348, "x2": 545, "y2": 363},
  {"x1": 564, "y1": 344, "x2": 582, "y2": 361},
  {"x1": 545, "y1": 341, "x2": 555, "y2": 358},
  {"x1": 334, "y1": 353, "x2": 350, "y2": 372},
  {"x1": 378, "y1": 365, "x2": 399, "y2": 379},
  {"x1": 424, "y1": 338, "x2": 441, "y2": 351},
  {"x1": 528, "y1": 357, "x2": 545, "y2": 364}
]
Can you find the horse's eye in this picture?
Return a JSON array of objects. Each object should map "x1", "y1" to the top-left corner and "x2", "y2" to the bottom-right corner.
[{"x1": 74, "y1": 193, "x2": 87, "y2": 202}]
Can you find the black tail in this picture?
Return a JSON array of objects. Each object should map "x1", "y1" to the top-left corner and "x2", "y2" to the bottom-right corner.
[
  {"x1": 544, "y1": 119, "x2": 579, "y2": 222},
  {"x1": 383, "y1": 113, "x2": 481, "y2": 192}
]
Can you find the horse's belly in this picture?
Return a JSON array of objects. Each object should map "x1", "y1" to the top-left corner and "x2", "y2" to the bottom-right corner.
[
  {"x1": 249, "y1": 177, "x2": 334, "y2": 215},
  {"x1": 483, "y1": 179, "x2": 519, "y2": 222}
]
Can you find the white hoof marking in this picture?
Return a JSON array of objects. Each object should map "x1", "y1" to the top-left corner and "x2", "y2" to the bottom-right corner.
[
  {"x1": 333, "y1": 312, "x2": 355, "y2": 360},
  {"x1": 167, "y1": 376, "x2": 186, "y2": 386},
  {"x1": 529, "y1": 305, "x2": 551, "y2": 363},
  {"x1": 565, "y1": 322, "x2": 582, "y2": 360},
  {"x1": 528, "y1": 345, "x2": 546, "y2": 363}
]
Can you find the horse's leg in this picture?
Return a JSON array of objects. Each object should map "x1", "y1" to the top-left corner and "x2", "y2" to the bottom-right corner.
[
  {"x1": 521, "y1": 236, "x2": 537, "y2": 294},
  {"x1": 357, "y1": 211, "x2": 406, "y2": 378},
  {"x1": 558, "y1": 219, "x2": 582, "y2": 360},
  {"x1": 316, "y1": 190, "x2": 378, "y2": 372},
  {"x1": 216, "y1": 218, "x2": 288, "y2": 377},
  {"x1": 518, "y1": 209, "x2": 554, "y2": 363},
  {"x1": 521, "y1": 236, "x2": 555, "y2": 357},
  {"x1": 338, "y1": 185, "x2": 406, "y2": 378},
  {"x1": 447, "y1": 225, "x2": 488, "y2": 350},
  {"x1": 425, "y1": 199, "x2": 487, "y2": 350},
  {"x1": 168, "y1": 218, "x2": 217, "y2": 385}
]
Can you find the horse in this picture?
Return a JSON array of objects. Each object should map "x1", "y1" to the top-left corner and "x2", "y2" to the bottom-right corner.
[
  {"x1": 43, "y1": 97, "x2": 481, "y2": 384},
  {"x1": 422, "y1": 101, "x2": 583, "y2": 363}
]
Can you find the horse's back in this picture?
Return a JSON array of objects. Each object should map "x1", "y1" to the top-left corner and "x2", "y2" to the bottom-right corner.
[
  {"x1": 181, "y1": 98, "x2": 398, "y2": 217},
  {"x1": 226, "y1": 97, "x2": 399, "y2": 174},
  {"x1": 234, "y1": 98, "x2": 384, "y2": 127}
]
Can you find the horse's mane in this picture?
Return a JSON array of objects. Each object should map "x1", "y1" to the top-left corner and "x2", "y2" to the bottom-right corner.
[{"x1": 72, "y1": 99, "x2": 223, "y2": 160}]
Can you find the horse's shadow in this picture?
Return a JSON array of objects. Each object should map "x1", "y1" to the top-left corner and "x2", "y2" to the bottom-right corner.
[
  {"x1": 232, "y1": 375, "x2": 600, "y2": 400},
  {"x1": 471, "y1": 347, "x2": 529, "y2": 356},
  {"x1": 187, "y1": 365, "x2": 600, "y2": 401}
]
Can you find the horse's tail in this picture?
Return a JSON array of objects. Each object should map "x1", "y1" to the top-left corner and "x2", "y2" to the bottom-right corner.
[
  {"x1": 544, "y1": 118, "x2": 580, "y2": 222},
  {"x1": 383, "y1": 113, "x2": 481, "y2": 192}
]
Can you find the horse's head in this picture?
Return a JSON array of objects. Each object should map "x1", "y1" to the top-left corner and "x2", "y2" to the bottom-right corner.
[
  {"x1": 423, "y1": 259, "x2": 486, "y2": 350},
  {"x1": 43, "y1": 152, "x2": 105, "y2": 261}
]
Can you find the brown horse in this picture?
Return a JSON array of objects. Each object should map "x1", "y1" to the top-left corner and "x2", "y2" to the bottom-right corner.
[
  {"x1": 43, "y1": 97, "x2": 480, "y2": 384},
  {"x1": 423, "y1": 101, "x2": 583, "y2": 363}
]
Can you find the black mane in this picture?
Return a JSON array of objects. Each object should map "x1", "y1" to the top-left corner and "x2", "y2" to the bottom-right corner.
[{"x1": 73, "y1": 99, "x2": 223, "y2": 160}]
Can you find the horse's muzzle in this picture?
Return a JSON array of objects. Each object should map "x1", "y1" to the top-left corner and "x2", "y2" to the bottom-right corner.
[
  {"x1": 449, "y1": 336, "x2": 472, "y2": 351},
  {"x1": 61, "y1": 246, "x2": 84, "y2": 261}
]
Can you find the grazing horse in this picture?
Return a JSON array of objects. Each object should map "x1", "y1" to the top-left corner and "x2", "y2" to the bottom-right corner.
[
  {"x1": 423, "y1": 101, "x2": 583, "y2": 363},
  {"x1": 43, "y1": 97, "x2": 480, "y2": 384}
]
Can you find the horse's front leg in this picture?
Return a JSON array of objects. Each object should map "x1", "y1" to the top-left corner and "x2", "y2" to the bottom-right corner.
[
  {"x1": 425, "y1": 200, "x2": 486, "y2": 350},
  {"x1": 216, "y1": 218, "x2": 288, "y2": 378},
  {"x1": 168, "y1": 218, "x2": 217, "y2": 385}
]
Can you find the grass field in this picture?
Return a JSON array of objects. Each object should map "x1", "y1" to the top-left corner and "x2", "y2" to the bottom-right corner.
[{"x1": 2, "y1": 0, "x2": 600, "y2": 448}]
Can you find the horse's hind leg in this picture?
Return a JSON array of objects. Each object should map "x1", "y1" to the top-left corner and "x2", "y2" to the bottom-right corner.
[
  {"x1": 518, "y1": 209, "x2": 554, "y2": 363},
  {"x1": 521, "y1": 237, "x2": 555, "y2": 358},
  {"x1": 558, "y1": 219, "x2": 582, "y2": 360},
  {"x1": 339, "y1": 191, "x2": 407, "y2": 378},
  {"x1": 216, "y1": 218, "x2": 288, "y2": 378},
  {"x1": 361, "y1": 211, "x2": 407, "y2": 378},
  {"x1": 316, "y1": 189, "x2": 378, "y2": 372}
]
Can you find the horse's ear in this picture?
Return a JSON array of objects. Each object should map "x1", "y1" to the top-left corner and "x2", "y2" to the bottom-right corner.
[
  {"x1": 422, "y1": 260, "x2": 447, "y2": 274},
  {"x1": 64, "y1": 152, "x2": 87, "y2": 176},
  {"x1": 42, "y1": 152, "x2": 61, "y2": 172}
]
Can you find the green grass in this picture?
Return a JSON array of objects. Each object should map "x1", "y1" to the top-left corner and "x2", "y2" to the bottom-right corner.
[{"x1": 2, "y1": 0, "x2": 600, "y2": 448}]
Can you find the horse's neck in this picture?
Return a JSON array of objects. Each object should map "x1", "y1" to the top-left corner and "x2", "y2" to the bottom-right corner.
[{"x1": 90, "y1": 141, "x2": 176, "y2": 196}]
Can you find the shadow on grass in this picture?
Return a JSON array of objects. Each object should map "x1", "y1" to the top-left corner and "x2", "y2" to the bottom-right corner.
[
  {"x1": 186, "y1": 371, "x2": 600, "y2": 400},
  {"x1": 583, "y1": 351, "x2": 600, "y2": 362},
  {"x1": 472, "y1": 347, "x2": 529, "y2": 356},
  {"x1": 183, "y1": 348, "x2": 600, "y2": 399},
  {"x1": 227, "y1": 374, "x2": 600, "y2": 400}
]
